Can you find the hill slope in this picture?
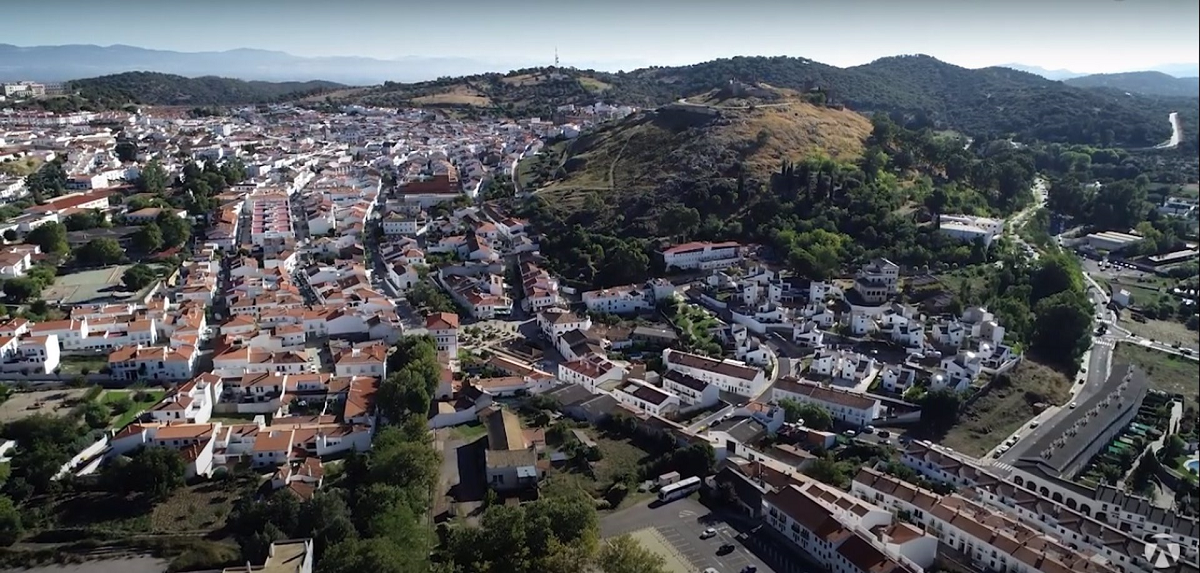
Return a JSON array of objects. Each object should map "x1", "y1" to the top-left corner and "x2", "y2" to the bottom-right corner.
[
  {"x1": 1065, "y1": 71, "x2": 1200, "y2": 98},
  {"x1": 341, "y1": 55, "x2": 1187, "y2": 147},
  {"x1": 66, "y1": 72, "x2": 344, "y2": 107},
  {"x1": 528, "y1": 87, "x2": 871, "y2": 220}
]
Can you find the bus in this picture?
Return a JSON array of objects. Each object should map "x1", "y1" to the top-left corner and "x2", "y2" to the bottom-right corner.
[{"x1": 657, "y1": 476, "x2": 702, "y2": 502}]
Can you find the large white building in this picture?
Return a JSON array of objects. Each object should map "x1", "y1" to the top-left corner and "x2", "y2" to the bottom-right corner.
[
  {"x1": 851, "y1": 468, "x2": 1122, "y2": 573},
  {"x1": 661, "y1": 241, "x2": 741, "y2": 271},
  {"x1": 662, "y1": 348, "x2": 767, "y2": 397},
  {"x1": 771, "y1": 377, "x2": 880, "y2": 428},
  {"x1": 938, "y1": 214, "x2": 1004, "y2": 247}
]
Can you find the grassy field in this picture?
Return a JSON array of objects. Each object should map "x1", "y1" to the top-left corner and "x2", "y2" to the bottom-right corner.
[
  {"x1": 578, "y1": 76, "x2": 612, "y2": 93},
  {"x1": 1120, "y1": 310, "x2": 1199, "y2": 350},
  {"x1": 1114, "y1": 342, "x2": 1198, "y2": 408},
  {"x1": 58, "y1": 354, "x2": 109, "y2": 376},
  {"x1": 0, "y1": 157, "x2": 44, "y2": 177},
  {"x1": 102, "y1": 389, "x2": 166, "y2": 429},
  {"x1": 937, "y1": 361, "x2": 1072, "y2": 457},
  {"x1": 449, "y1": 421, "x2": 488, "y2": 442},
  {"x1": 41, "y1": 477, "x2": 255, "y2": 536},
  {"x1": 411, "y1": 86, "x2": 492, "y2": 107}
]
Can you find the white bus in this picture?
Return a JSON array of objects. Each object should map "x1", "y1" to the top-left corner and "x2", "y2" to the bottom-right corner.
[{"x1": 657, "y1": 475, "x2": 702, "y2": 502}]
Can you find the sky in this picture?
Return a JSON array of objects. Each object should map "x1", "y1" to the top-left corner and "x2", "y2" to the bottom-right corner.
[{"x1": 2, "y1": 0, "x2": 1198, "y2": 73}]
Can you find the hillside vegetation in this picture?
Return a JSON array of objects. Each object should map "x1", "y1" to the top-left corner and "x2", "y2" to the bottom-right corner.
[
  {"x1": 1065, "y1": 71, "x2": 1199, "y2": 98},
  {"x1": 532, "y1": 86, "x2": 871, "y2": 207},
  {"x1": 511, "y1": 105, "x2": 1044, "y2": 288},
  {"x1": 340, "y1": 55, "x2": 1192, "y2": 147},
  {"x1": 60, "y1": 72, "x2": 343, "y2": 108}
]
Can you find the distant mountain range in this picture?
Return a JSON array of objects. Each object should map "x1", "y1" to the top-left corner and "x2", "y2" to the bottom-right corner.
[
  {"x1": 0, "y1": 44, "x2": 521, "y2": 84},
  {"x1": 1064, "y1": 71, "x2": 1199, "y2": 98},
  {"x1": 0, "y1": 44, "x2": 649, "y2": 85},
  {"x1": 1003, "y1": 62, "x2": 1200, "y2": 82}
]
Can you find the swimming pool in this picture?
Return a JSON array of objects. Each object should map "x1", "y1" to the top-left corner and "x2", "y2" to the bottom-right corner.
[{"x1": 1187, "y1": 458, "x2": 1199, "y2": 474}]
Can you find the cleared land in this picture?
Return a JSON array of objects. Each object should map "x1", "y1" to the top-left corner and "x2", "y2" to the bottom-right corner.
[
  {"x1": 58, "y1": 355, "x2": 108, "y2": 376},
  {"x1": 42, "y1": 265, "x2": 137, "y2": 306},
  {"x1": 938, "y1": 361, "x2": 1072, "y2": 457},
  {"x1": 1114, "y1": 342, "x2": 1198, "y2": 409},
  {"x1": 0, "y1": 389, "x2": 91, "y2": 423},
  {"x1": 1120, "y1": 310, "x2": 1199, "y2": 350},
  {"x1": 578, "y1": 77, "x2": 612, "y2": 93},
  {"x1": 411, "y1": 86, "x2": 492, "y2": 107}
]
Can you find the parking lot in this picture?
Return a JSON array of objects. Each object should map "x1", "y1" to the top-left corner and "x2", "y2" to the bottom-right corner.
[{"x1": 602, "y1": 497, "x2": 818, "y2": 573}]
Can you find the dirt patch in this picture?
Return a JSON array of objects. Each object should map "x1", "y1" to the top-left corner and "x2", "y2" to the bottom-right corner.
[
  {"x1": 938, "y1": 361, "x2": 1072, "y2": 457},
  {"x1": 0, "y1": 389, "x2": 91, "y2": 423}
]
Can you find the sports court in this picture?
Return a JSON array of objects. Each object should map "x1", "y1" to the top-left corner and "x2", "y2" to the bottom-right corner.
[{"x1": 42, "y1": 265, "x2": 137, "y2": 305}]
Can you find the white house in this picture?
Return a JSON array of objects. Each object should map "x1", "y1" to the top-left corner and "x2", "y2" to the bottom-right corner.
[
  {"x1": 557, "y1": 355, "x2": 624, "y2": 392},
  {"x1": 333, "y1": 342, "x2": 388, "y2": 378},
  {"x1": 613, "y1": 379, "x2": 681, "y2": 417},
  {"x1": 425, "y1": 312, "x2": 459, "y2": 356},
  {"x1": 661, "y1": 369, "x2": 720, "y2": 410}
]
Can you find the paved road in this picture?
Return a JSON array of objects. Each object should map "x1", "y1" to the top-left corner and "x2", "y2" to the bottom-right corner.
[
  {"x1": 603, "y1": 497, "x2": 817, "y2": 573},
  {"x1": 996, "y1": 339, "x2": 1113, "y2": 464},
  {"x1": 1154, "y1": 112, "x2": 1182, "y2": 149}
]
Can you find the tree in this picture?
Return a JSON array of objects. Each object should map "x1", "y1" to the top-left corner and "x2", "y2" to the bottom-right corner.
[
  {"x1": 2, "y1": 230, "x2": 15, "y2": 242},
  {"x1": 115, "y1": 140, "x2": 138, "y2": 163},
  {"x1": 138, "y1": 158, "x2": 169, "y2": 194},
  {"x1": 135, "y1": 223, "x2": 164, "y2": 252},
  {"x1": 1031, "y1": 291, "x2": 1092, "y2": 369},
  {"x1": 25, "y1": 222, "x2": 68, "y2": 256},
  {"x1": 319, "y1": 537, "x2": 428, "y2": 573},
  {"x1": 74, "y1": 238, "x2": 126, "y2": 266},
  {"x1": 0, "y1": 495, "x2": 22, "y2": 546},
  {"x1": 803, "y1": 457, "x2": 847, "y2": 488},
  {"x1": 778, "y1": 399, "x2": 833, "y2": 430},
  {"x1": 596, "y1": 535, "x2": 667, "y2": 573},
  {"x1": 919, "y1": 388, "x2": 962, "y2": 434},
  {"x1": 1160, "y1": 435, "x2": 1186, "y2": 462},
  {"x1": 82, "y1": 400, "x2": 110, "y2": 429},
  {"x1": 122, "y1": 264, "x2": 158, "y2": 291},
  {"x1": 111, "y1": 447, "x2": 186, "y2": 500},
  {"x1": 63, "y1": 210, "x2": 107, "y2": 231},
  {"x1": 156, "y1": 211, "x2": 191, "y2": 248},
  {"x1": 3, "y1": 278, "x2": 41, "y2": 303}
]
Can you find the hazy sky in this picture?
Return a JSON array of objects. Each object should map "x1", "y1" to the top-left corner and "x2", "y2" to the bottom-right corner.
[{"x1": 3, "y1": 0, "x2": 1197, "y2": 72}]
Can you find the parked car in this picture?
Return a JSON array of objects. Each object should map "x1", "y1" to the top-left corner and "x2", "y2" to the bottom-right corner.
[
  {"x1": 717, "y1": 544, "x2": 736, "y2": 555},
  {"x1": 700, "y1": 528, "x2": 717, "y2": 540},
  {"x1": 863, "y1": 425, "x2": 876, "y2": 434},
  {"x1": 878, "y1": 431, "x2": 891, "y2": 439}
]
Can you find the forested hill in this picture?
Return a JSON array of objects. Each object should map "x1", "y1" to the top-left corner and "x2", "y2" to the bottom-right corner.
[
  {"x1": 1065, "y1": 71, "x2": 1199, "y2": 98},
  {"x1": 340, "y1": 54, "x2": 1192, "y2": 147},
  {"x1": 65, "y1": 72, "x2": 343, "y2": 108}
]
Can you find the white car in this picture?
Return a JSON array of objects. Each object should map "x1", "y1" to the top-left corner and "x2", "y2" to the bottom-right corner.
[
  {"x1": 1069, "y1": 401, "x2": 1078, "y2": 409},
  {"x1": 700, "y1": 528, "x2": 717, "y2": 540}
]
